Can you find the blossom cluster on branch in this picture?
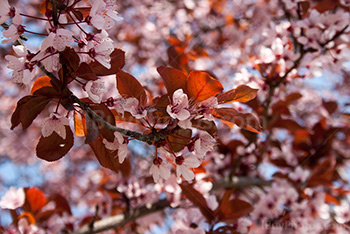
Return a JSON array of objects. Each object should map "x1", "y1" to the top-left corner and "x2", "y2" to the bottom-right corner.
[{"x1": 0, "y1": 0, "x2": 350, "y2": 233}]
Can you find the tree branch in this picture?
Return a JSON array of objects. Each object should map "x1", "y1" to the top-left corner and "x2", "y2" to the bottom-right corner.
[
  {"x1": 212, "y1": 176, "x2": 271, "y2": 190},
  {"x1": 70, "y1": 199, "x2": 170, "y2": 234}
]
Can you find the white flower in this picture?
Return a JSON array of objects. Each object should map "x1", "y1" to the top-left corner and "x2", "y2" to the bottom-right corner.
[
  {"x1": 89, "y1": 0, "x2": 122, "y2": 30},
  {"x1": 102, "y1": 131, "x2": 128, "y2": 163},
  {"x1": 206, "y1": 195, "x2": 218, "y2": 210},
  {"x1": 198, "y1": 96, "x2": 218, "y2": 120},
  {"x1": 85, "y1": 80, "x2": 108, "y2": 103},
  {"x1": 289, "y1": 166, "x2": 310, "y2": 183},
  {"x1": 167, "y1": 89, "x2": 191, "y2": 121},
  {"x1": 87, "y1": 40, "x2": 114, "y2": 69},
  {"x1": 175, "y1": 154, "x2": 200, "y2": 181},
  {"x1": 0, "y1": 187, "x2": 25, "y2": 210},
  {"x1": 53, "y1": 29, "x2": 74, "y2": 51},
  {"x1": 5, "y1": 45, "x2": 35, "y2": 85},
  {"x1": 123, "y1": 97, "x2": 147, "y2": 119},
  {"x1": 334, "y1": 201, "x2": 350, "y2": 224},
  {"x1": 150, "y1": 157, "x2": 171, "y2": 182},
  {"x1": 194, "y1": 131, "x2": 216, "y2": 157},
  {"x1": 0, "y1": 0, "x2": 13, "y2": 24},
  {"x1": 41, "y1": 113, "x2": 70, "y2": 139},
  {"x1": 2, "y1": 12, "x2": 23, "y2": 44},
  {"x1": 236, "y1": 218, "x2": 252, "y2": 234},
  {"x1": 32, "y1": 33, "x2": 60, "y2": 73}
]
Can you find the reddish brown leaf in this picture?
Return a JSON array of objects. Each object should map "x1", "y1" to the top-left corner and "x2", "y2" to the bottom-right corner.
[
  {"x1": 157, "y1": 66, "x2": 188, "y2": 97},
  {"x1": 191, "y1": 119, "x2": 218, "y2": 137},
  {"x1": 89, "y1": 136, "x2": 131, "y2": 177},
  {"x1": 217, "y1": 85, "x2": 258, "y2": 104},
  {"x1": 49, "y1": 193, "x2": 72, "y2": 215},
  {"x1": 307, "y1": 158, "x2": 336, "y2": 187},
  {"x1": 89, "y1": 48, "x2": 125, "y2": 76},
  {"x1": 213, "y1": 108, "x2": 261, "y2": 134},
  {"x1": 167, "y1": 45, "x2": 189, "y2": 72},
  {"x1": 187, "y1": 71, "x2": 223, "y2": 103},
  {"x1": 116, "y1": 70, "x2": 147, "y2": 106},
  {"x1": 322, "y1": 100, "x2": 338, "y2": 115},
  {"x1": 84, "y1": 111, "x2": 100, "y2": 144},
  {"x1": 179, "y1": 183, "x2": 214, "y2": 221},
  {"x1": 167, "y1": 128, "x2": 192, "y2": 152},
  {"x1": 76, "y1": 62, "x2": 98, "y2": 81},
  {"x1": 26, "y1": 187, "x2": 47, "y2": 213},
  {"x1": 313, "y1": 0, "x2": 338, "y2": 12},
  {"x1": 11, "y1": 95, "x2": 52, "y2": 130},
  {"x1": 30, "y1": 76, "x2": 52, "y2": 95},
  {"x1": 272, "y1": 118, "x2": 305, "y2": 133},
  {"x1": 217, "y1": 198, "x2": 253, "y2": 222},
  {"x1": 325, "y1": 193, "x2": 340, "y2": 205},
  {"x1": 36, "y1": 126, "x2": 74, "y2": 161}
]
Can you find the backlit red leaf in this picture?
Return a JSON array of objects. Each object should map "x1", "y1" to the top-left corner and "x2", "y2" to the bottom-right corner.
[
  {"x1": 157, "y1": 66, "x2": 188, "y2": 97},
  {"x1": 213, "y1": 108, "x2": 261, "y2": 134},
  {"x1": 167, "y1": 128, "x2": 192, "y2": 152},
  {"x1": 187, "y1": 71, "x2": 223, "y2": 103},
  {"x1": 116, "y1": 70, "x2": 147, "y2": 106},
  {"x1": 26, "y1": 187, "x2": 47, "y2": 213},
  {"x1": 217, "y1": 85, "x2": 258, "y2": 104},
  {"x1": 30, "y1": 76, "x2": 52, "y2": 95}
]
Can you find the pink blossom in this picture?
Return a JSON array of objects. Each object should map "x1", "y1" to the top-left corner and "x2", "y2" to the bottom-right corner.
[
  {"x1": 41, "y1": 113, "x2": 70, "y2": 139},
  {"x1": 5, "y1": 45, "x2": 35, "y2": 85},
  {"x1": 18, "y1": 218, "x2": 45, "y2": 234},
  {"x1": 123, "y1": 97, "x2": 147, "y2": 119},
  {"x1": 197, "y1": 96, "x2": 218, "y2": 120},
  {"x1": 87, "y1": 40, "x2": 114, "y2": 69},
  {"x1": 167, "y1": 89, "x2": 191, "y2": 121},
  {"x1": 51, "y1": 29, "x2": 74, "y2": 52},
  {"x1": 103, "y1": 131, "x2": 128, "y2": 163},
  {"x1": 236, "y1": 218, "x2": 252, "y2": 234},
  {"x1": 2, "y1": 13, "x2": 23, "y2": 44},
  {"x1": 334, "y1": 201, "x2": 350, "y2": 224},
  {"x1": 194, "y1": 131, "x2": 216, "y2": 158},
  {"x1": 32, "y1": 33, "x2": 60, "y2": 73},
  {"x1": 150, "y1": 157, "x2": 171, "y2": 182},
  {"x1": 85, "y1": 80, "x2": 108, "y2": 103},
  {"x1": 289, "y1": 166, "x2": 310, "y2": 183},
  {"x1": 175, "y1": 154, "x2": 200, "y2": 181},
  {"x1": 0, "y1": 0, "x2": 14, "y2": 24},
  {"x1": 0, "y1": 187, "x2": 25, "y2": 210},
  {"x1": 88, "y1": 0, "x2": 123, "y2": 30},
  {"x1": 340, "y1": 0, "x2": 350, "y2": 6}
]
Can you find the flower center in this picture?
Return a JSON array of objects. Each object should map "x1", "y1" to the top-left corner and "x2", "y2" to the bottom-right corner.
[{"x1": 175, "y1": 156, "x2": 184, "y2": 165}]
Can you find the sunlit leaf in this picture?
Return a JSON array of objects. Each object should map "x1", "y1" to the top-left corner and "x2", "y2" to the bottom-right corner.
[
  {"x1": 116, "y1": 70, "x2": 147, "y2": 105},
  {"x1": 187, "y1": 71, "x2": 223, "y2": 103},
  {"x1": 26, "y1": 187, "x2": 47, "y2": 213},
  {"x1": 167, "y1": 128, "x2": 192, "y2": 152},
  {"x1": 30, "y1": 76, "x2": 52, "y2": 95},
  {"x1": 217, "y1": 85, "x2": 258, "y2": 104},
  {"x1": 213, "y1": 108, "x2": 261, "y2": 134},
  {"x1": 157, "y1": 66, "x2": 188, "y2": 97}
]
